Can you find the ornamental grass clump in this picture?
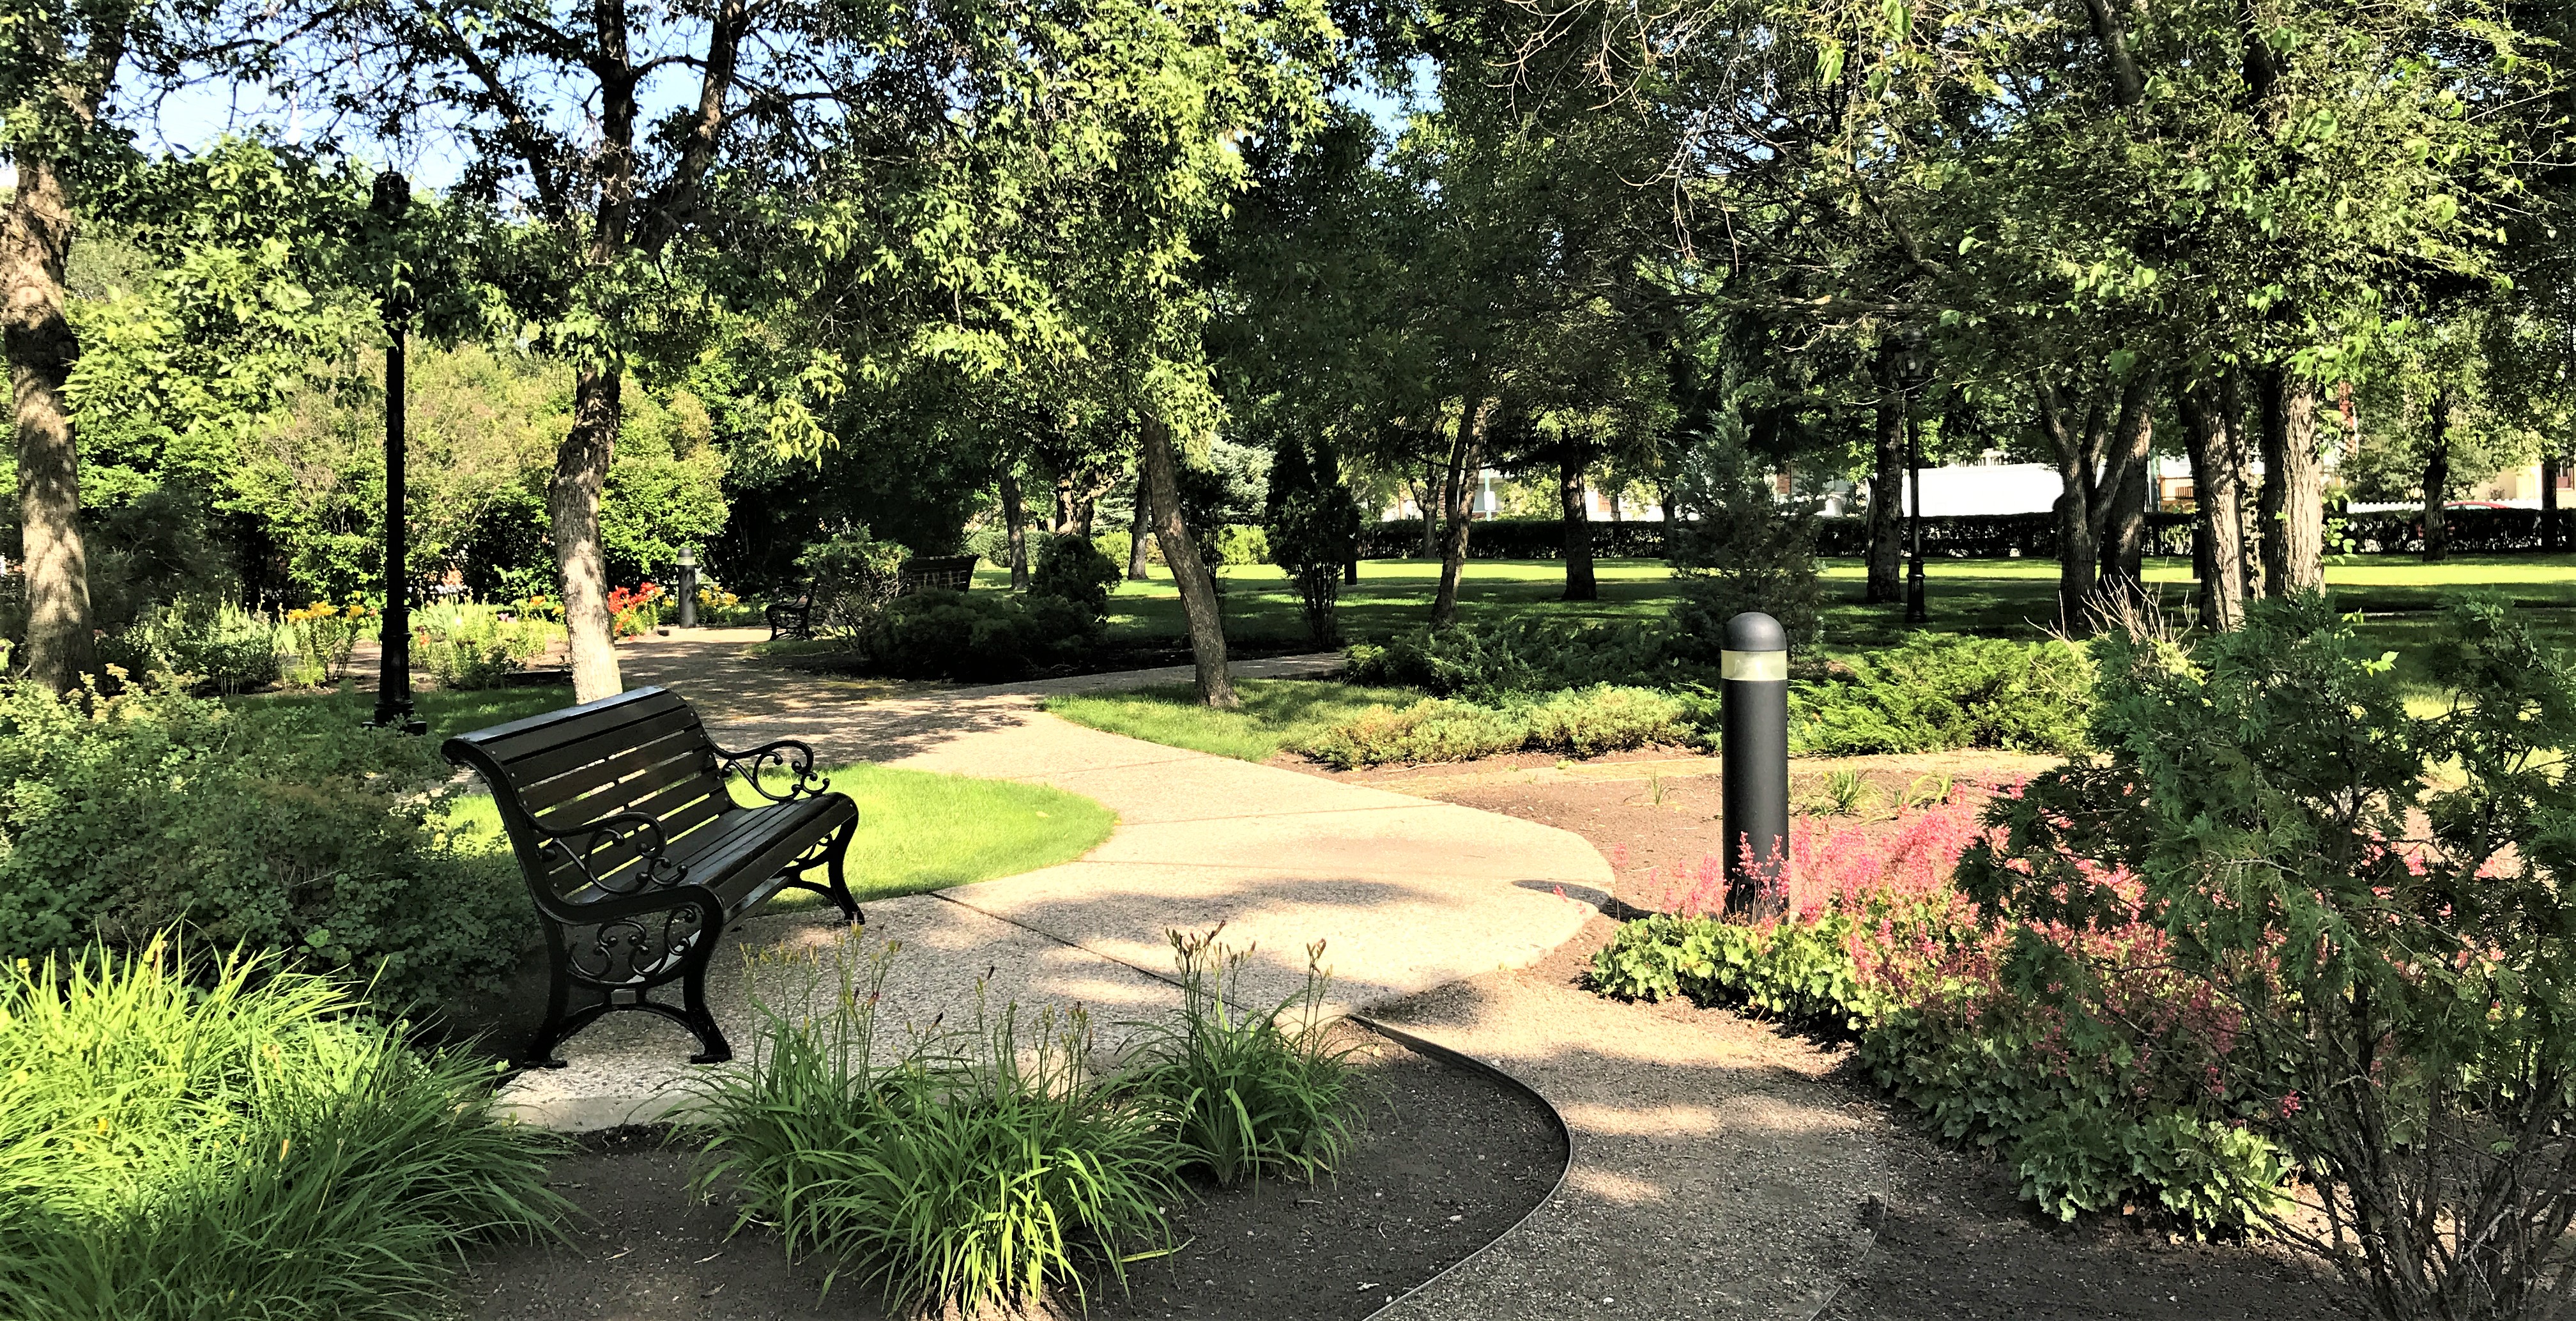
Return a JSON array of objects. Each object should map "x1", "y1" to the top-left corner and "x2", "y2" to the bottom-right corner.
[
  {"x1": 693, "y1": 936, "x2": 1179, "y2": 1318},
  {"x1": 0, "y1": 938, "x2": 564, "y2": 1321},
  {"x1": 1126, "y1": 928, "x2": 1358, "y2": 1187}
]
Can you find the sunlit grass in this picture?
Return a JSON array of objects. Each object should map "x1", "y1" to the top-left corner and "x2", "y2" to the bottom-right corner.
[
  {"x1": 1043, "y1": 677, "x2": 1425, "y2": 761},
  {"x1": 442, "y1": 763, "x2": 1115, "y2": 902}
]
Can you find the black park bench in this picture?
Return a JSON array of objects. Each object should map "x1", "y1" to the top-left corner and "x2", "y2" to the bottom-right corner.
[{"x1": 444, "y1": 686, "x2": 861, "y2": 1067}]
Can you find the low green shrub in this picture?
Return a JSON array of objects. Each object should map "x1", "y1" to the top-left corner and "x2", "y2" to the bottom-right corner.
[
  {"x1": 1030, "y1": 532, "x2": 1123, "y2": 622},
  {"x1": 1126, "y1": 929, "x2": 1357, "y2": 1186},
  {"x1": 415, "y1": 603, "x2": 558, "y2": 691},
  {"x1": 1790, "y1": 633, "x2": 2094, "y2": 756},
  {"x1": 1296, "y1": 684, "x2": 1696, "y2": 769},
  {"x1": 0, "y1": 676, "x2": 530, "y2": 1007},
  {"x1": 98, "y1": 595, "x2": 285, "y2": 695},
  {"x1": 694, "y1": 938, "x2": 1178, "y2": 1317},
  {"x1": 1344, "y1": 617, "x2": 1687, "y2": 700},
  {"x1": 0, "y1": 939, "x2": 564, "y2": 1321},
  {"x1": 861, "y1": 590, "x2": 1098, "y2": 681}
]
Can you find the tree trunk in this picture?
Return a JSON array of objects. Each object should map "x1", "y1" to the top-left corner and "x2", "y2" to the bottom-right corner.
[
  {"x1": 999, "y1": 467, "x2": 1031, "y2": 591},
  {"x1": 2179, "y1": 378, "x2": 2248, "y2": 631},
  {"x1": 1051, "y1": 472, "x2": 1079, "y2": 537},
  {"x1": 554, "y1": 365, "x2": 624, "y2": 703},
  {"x1": 4, "y1": 151, "x2": 95, "y2": 690},
  {"x1": 1560, "y1": 448, "x2": 1595, "y2": 601},
  {"x1": 1432, "y1": 385, "x2": 1492, "y2": 628},
  {"x1": 1140, "y1": 413, "x2": 1235, "y2": 707},
  {"x1": 1125, "y1": 473, "x2": 1151, "y2": 580},
  {"x1": 2035, "y1": 378, "x2": 2099, "y2": 631},
  {"x1": 1867, "y1": 361, "x2": 1905, "y2": 603},
  {"x1": 1417, "y1": 461, "x2": 1444, "y2": 558},
  {"x1": 2423, "y1": 388, "x2": 2451, "y2": 563},
  {"x1": 2257, "y1": 368, "x2": 2324, "y2": 594},
  {"x1": 2545, "y1": 451, "x2": 2562, "y2": 553},
  {"x1": 2096, "y1": 379, "x2": 2156, "y2": 610}
]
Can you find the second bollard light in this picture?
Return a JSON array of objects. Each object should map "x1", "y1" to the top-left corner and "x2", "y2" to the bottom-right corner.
[{"x1": 1720, "y1": 611, "x2": 1790, "y2": 917}]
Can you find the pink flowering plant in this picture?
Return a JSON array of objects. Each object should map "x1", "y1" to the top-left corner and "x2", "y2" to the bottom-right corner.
[{"x1": 1960, "y1": 596, "x2": 2576, "y2": 1320}]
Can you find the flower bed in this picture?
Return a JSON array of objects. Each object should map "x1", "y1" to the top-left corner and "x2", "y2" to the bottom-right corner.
[{"x1": 1590, "y1": 793, "x2": 2291, "y2": 1232}]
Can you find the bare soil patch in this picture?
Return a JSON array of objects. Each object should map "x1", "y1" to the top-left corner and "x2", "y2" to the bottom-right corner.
[
  {"x1": 1304, "y1": 746, "x2": 2355, "y2": 1321},
  {"x1": 459, "y1": 1024, "x2": 1561, "y2": 1321}
]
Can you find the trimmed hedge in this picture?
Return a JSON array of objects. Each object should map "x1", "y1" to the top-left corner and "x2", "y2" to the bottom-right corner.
[
  {"x1": 1358, "y1": 518, "x2": 1670, "y2": 560},
  {"x1": 1361, "y1": 513, "x2": 2197, "y2": 561}
]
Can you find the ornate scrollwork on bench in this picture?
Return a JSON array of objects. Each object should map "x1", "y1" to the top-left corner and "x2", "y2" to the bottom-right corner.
[{"x1": 443, "y1": 686, "x2": 862, "y2": 1067}]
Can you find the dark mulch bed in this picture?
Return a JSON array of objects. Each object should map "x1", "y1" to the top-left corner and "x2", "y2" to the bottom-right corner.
[{"x1": 459, "y1": 1024, "x2": 1561, "y2": 1321}]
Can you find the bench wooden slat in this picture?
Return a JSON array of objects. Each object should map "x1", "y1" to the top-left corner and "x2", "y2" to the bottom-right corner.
[
  {"x1": 464, "y1": 686, "x2": 693, "y2": 764},
  {"x1": 519, "y1": 725, "x2": 709, "y2": 816},
  {"x1": 509, "y1": 706, "x2": 707, "y2": 793}
]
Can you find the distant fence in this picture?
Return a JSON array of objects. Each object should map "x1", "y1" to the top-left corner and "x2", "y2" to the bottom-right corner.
[{"x1": 1362, "y1": 507, "x2": 2576, "y2": 562}]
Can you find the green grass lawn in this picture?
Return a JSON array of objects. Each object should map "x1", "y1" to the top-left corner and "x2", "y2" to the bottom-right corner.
[
  {"x1": 997, "y1": 551, "x2": 2576, "y2": 655},
  {"x1": 443, "y1": 762, "x2": 1116, "y2": 904},
  {"x1": 243, "y1": 684, "x2": 579, "y2": 742},
  {"x1": 1043, "y1": 677, "x2": 1423, "y2": 761}
]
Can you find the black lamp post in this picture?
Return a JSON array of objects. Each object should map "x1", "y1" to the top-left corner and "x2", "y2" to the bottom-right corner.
[
  {"x1": 369, "y1": 171, "x2": 424, "y2": 734},
  {"x1": 675, "y1": 546, "x2": 699, "y2": 628},
  {"x1": 1898, "y1": 329, "x2": 1931, "y2": 626}
]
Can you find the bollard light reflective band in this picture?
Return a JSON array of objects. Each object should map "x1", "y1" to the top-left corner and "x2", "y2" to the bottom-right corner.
[{"x1": 1720, "y1": 649, "x2": 1788, "y2": 682}]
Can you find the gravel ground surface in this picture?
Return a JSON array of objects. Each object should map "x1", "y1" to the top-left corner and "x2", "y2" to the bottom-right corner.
[{"x1": 1368, "y1": 968, "x2": 1884, "y2": 1321}]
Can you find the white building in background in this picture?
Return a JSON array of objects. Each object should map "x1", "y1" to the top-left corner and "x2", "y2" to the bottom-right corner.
[{"x1": 1380, "y1": 468, "x2": 1666, "y2": 522}]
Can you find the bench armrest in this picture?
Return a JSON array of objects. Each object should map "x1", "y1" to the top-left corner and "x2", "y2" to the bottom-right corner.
[
  {"x1": 715, "y1": 738, "x2": 828, "y2": 803},
  {"x1": 532, "y1": 809, "x2": 687, "y2": 897}
]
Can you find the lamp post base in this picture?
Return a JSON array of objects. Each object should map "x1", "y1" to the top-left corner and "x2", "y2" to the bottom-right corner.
[{"x1": 1905, "y1": 558, "x2": 1928, "y2": 624}]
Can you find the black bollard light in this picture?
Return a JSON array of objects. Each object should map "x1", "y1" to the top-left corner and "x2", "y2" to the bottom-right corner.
[
  {"x1": 1721, "y1": 611, "x2": 1791, "y2": 918},
  {"x1": 675, "y1": 545, "x2": 699, "y2": 628}
]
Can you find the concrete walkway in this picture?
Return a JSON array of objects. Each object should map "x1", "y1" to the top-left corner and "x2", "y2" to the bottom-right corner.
[
  {"x1": 493, "y1": 631, "x2": 1885, "y2": 1320},
  {"x1": 497, "y1": 632, "x2": 1604, "y2": 1127}
]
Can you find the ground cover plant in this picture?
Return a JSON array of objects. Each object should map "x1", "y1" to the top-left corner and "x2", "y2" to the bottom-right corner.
[
  {"x1": 0, "y1": 676, "x2": 530, "y2": 1007},
  {"x1": 443, "y1": 761, "x2": 1116, "y2": 904},
  {"x1": 0, "y1": 939, "x2": 563, "y2": 1321},
  {"x1": 693, "y1": 931, "x2": 1360, "y2": 1317},
  {"x1": 1789, "y1": 633, "x2": 2095, "y2": 757},
  {"x1": 1296, "y1": 684, "x2": 1701, "y2": 769}
]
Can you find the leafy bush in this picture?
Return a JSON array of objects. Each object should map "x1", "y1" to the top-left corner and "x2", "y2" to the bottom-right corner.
[
  {"x1": 0, "y1": 676, "x2": 530, "y2": 1007},
  {"x1": 98, "y1": 595, "x2": 285, "y2": 695},
  {"x1": 861, "y1": 591, "x2": 1097, "y2": 682},
  {"x1": 694, "y1": 938, "x2": 1178, "y2": 1317},
  {"x1": 0, "y1": 939, "x2": 564, "y2": 1321},
  {"x1": 1586, "y1": 795, "x2": 2292, "y2": 1234},
  {"x1": 1296, "y1": 684, "x2": 1696, "y2": 769},
  {"x1": 1790, "y1": 633, "x2": 2094, "y2": 756},
  {"x1": 1666, "y1": 426, "x2": 1825, "y2": 653},
  {"x1": 414, "y1": 603, "x2": 558, "y2": 691},
  {"x1": 1264, "y1": 436, "x2": 1362, "y2": 648},
  {"x1": 1029, "y1": 532, "x2": 1123, "y2": 623},
  {"x1": 1963, "y1": 596, "x2": 2576, "y2": 1317},
  {"x1": 797, "y1": 525, "x2": 908, "y2": 637},
  {"x1": 1344, "y1": 617, "x2": 1687, "y2": 701},
  {"x1": 1126, "y1": 929, "x2": 1357, "y2": 1186}
]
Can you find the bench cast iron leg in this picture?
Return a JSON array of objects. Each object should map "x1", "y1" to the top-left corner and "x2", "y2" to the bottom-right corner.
[
  {"x1": 527, "y1": 933, "x2": 577, "y2": 1069},
  {"x1": 824, "y1": 815, "x2": 862, "y2": 926},
  {"x1": 680, "y1": 940, "x2": 732, "y2": 1065}
]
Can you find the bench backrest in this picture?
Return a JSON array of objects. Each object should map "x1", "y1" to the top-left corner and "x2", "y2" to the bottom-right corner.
[{"x1": 443, "y1": 686, "x2": 730, "y2": 902}]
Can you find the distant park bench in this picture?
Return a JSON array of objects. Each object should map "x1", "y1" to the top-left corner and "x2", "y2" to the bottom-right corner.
[
  {"x1": 444, "y1": 686, "x2": 860, "y2": 1065},
  {"x1": 763, "y1": 554, "x2": 981, "y2": 641}
]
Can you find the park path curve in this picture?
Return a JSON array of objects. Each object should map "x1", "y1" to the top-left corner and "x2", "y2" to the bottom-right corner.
[
  {"x1": 496, "y1": 630, "x2": 1605, "y2": 1127},
  {"x1": 493, "y1": 630, "x2": 1885, "y2": 1321}
]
